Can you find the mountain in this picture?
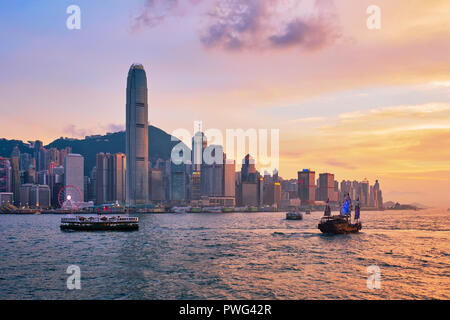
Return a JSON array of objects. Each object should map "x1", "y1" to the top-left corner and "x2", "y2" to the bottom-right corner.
[{"x1": 0, "y1": 125, "x2": 186, "y2": 175}]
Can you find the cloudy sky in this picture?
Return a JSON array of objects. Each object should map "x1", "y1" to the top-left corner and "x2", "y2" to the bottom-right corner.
[{"x1": 1, "y1": 0, "x2": 449, "y2": 207}]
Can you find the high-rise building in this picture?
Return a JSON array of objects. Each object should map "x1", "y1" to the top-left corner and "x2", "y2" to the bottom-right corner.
[
  {"x1": 149, "y1": 168, "x2": 165, "y2": 201},
  {"x1": 360, "y1": 178, "x2": 369, "y2": 206},
  {"x1": 10, "y1": 152, "x2": 20, "y2": 206},
  {"x1": 223, "y1": 157, "x2": 235, "y2": 198},
  {"x1": 373, "y1": 179, "x2": 383, "y2": 209},
  {"x1": 201, "y1": 145, "x2": 224, "y2": 197},
  {"x1": 192, "y1": 131, "x2": 207, "y2": 173},
  {"x1": 96, "y1": 153, "x2": 113, "y2": 205},
  {"x1": 126, "y1": 63, "x2": 149, "y2": 207},
  {"x1": 64, "y1": 153, "x2": 84, "y2": 202},
  {"x1": 298, "y1": 169, "x2": 315, "y2": 205},
  {"x1": 20, "y1": 183, "x2": 34, "y2": 207},
  {"x1": 241, "y1": 154, "x2": 257, "y2": 182},
  {"x1": 30, "y1": 185, "x2": 51, "y2": 208},
  {"x1": 0, "y1": 157, "x2": 12, "y2": 194},
  {"x1": 318, "y1": 173, "x2": 337, "y2": 202},
  {"x1": 113, "y1": 153, "x2": 126, "y2": 204},
  {"x1": 96, "y1": 152, "x2": 126, "y2": 205}
]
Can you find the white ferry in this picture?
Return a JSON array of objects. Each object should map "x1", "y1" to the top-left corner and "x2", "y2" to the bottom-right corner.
[{"x1": 60, "y1": 215, "x2": 139, "y2": 231}]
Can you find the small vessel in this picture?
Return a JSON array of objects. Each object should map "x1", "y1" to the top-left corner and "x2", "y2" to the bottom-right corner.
[
  {"x1": 318, "y1": 195, "x2": 361, "y2": 234},
  {"x1": 60, "y1": 215, "x2": 139, "y2": 231},
  {"x1": 189, "y1": 207, "x2": 202, "y2": 213},
  {"x1": 221, "y1": 207, "x2": 233, "y2": 213},
  {"x1": 202, "y1": 206, "x2": 222, "y2": 213},
  {"x1": 171, "y1": 206, "x2": 190, "y2": 214},
  {"x1": 286, "y1": 211, "x2": 303, "y2": 220},
  {"x1": 305, "y1": 210, "x2": 311, "y2": 215}
]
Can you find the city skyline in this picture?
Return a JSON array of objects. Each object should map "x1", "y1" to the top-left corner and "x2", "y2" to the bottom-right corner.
[{"x1": 0, "y1": 1, "x2": 449, "y2": 207}]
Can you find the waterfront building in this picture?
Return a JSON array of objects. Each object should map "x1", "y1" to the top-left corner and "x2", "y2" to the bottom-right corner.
[
  {"x1": 0, "y1": 157, "x2": 12, "y2": 194},
  {"x1": 298, "y1": 169, "x2": 316, "y2": 205},
  {"x1": 10, "y1": 154, "x2": 20, "y2": 206},
  {"x1": 149, "y1": 167, "x2": 165, "y2": 201},
  {"x1": 318, "y1": 173, "x2": 337, "y2": 202},
  {"x1": 19, "y1": 183, "x2": 34, "y2": 207},
  {"x1": 64, "y1": 153, "x2": 84, "y2": 202},
  {"x1": 96, "y1": 152, "x2": 126, "y2": 205},
  {"x1": 223, "y1": 156, "x2": 235, "y2": 198},
  {"x1": 30, "y1": 185, "x2": 51, "y2": 208},
  {"x1": 126, "y1": 63, "x2": 149, "y2": 207},
  {"x1": 0, "y1": 192, "x2": 13, "y2": 206}
]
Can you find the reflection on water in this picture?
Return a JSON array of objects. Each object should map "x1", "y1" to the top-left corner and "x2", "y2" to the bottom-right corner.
[{"x1": 0, "y1": 209, "x2": 449, "y2": 299}]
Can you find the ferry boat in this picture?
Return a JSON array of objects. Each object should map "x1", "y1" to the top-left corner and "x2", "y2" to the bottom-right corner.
[
  {"x1": 60, "y1": 215, "x2": 139, "y2": 231},
  {"x1": 286, "y1": 211, "x2": 303, "y2": 220},
  {"x1": 202, "y1": 206, "x2": 222, "y2": 213},
  {"x1": 318, "y1": 196, "x2": 361, "y2": 234}
]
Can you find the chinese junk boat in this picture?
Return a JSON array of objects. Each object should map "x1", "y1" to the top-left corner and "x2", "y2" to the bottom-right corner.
[
  {"x1": 318, "y1": 196, "x2": 362, "y2": 234},
  {"x1": 60, "y1": 216, "x2": 139, "y2": 231}
]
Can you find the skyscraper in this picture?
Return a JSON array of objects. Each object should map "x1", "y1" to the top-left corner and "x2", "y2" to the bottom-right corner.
[
  {"x1": 64, "y1": 153, "x2": 84, "y2": 202},
  {"x1": 318, "y1": 173, "x2": 337, "y2": 202},
  {"x1": 298, "y1": 169, "x2": 316, "y2": 205},
  {"x1": 126, "y1": 63, "x2": 149, "y2": 207}
]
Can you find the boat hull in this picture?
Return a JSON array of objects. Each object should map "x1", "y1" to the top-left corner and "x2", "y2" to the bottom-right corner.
[
  {"x1": 318, "y1": 216, "x2": 361, "y2": 234},
  {"x1": 60, "y1": 223, "x2": 138, "y2": 231}
]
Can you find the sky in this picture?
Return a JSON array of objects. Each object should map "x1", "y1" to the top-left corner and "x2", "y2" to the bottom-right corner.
[{"x1": 0, "y1": 0, "x2": 449, "y2": 207}]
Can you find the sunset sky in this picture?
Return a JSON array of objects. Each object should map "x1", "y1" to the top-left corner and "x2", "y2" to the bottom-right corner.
[{"x1": 0, "y1": 0, "x2": 449, "y2": 207}]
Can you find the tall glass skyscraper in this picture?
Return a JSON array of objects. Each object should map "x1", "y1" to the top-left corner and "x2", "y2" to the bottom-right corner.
[{"x1": 126, "y1": 64, "x2": 149, "y2": 206}]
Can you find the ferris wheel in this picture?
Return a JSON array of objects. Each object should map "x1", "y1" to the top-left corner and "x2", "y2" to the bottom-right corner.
[{"x1": 58, "y1": 185, "x2": 82, "y2": 209}]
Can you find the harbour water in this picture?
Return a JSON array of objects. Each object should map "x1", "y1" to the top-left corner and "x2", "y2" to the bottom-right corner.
[{"x1": 0, "y1": 209, "x2": 449, "y2": 299}]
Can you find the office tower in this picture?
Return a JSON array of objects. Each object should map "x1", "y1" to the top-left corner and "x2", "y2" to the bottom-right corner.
[
  {"x1": 20, "y1": 183, "x2": 34, "y2": 207},
  {"x1": 24, "y1": 167, "x2": 36, "y2": 184},
  {"x1": 149, "y1": 168, "x2": 165, "y2": 201},
  {"x1": 10, "y1": 153, "x2": 20, "y2": 206},
  {"x1": 0, "y1": 157, "x2": 12, "y2": 193},
  {"x1": 59, "y1": 147, "x2": 72, "y2": 166},
  {"x1": 38, "y1": 147, "x2": 47, "y2": 171},
  {"x1": 89, "y1": 167, "x2": 97, "y2": 204},
  {"x1": 19, "y1": 152, "x2": 32, "y2": 171},
  {"x1": 30, "y1": 185, "x2": 51, "y2": 208},
  {"x1": 298, "y1": 169, "x2": 316, "y2": 205},
  {"x1": 360, "y1": 178, "x2": 369, "y2": 206},
  {"x1": 192, "y1": 131, "x2": 207, "y2": 172},
  {"x1": 113, "y1": 153, "x2": 126, "y2": 204},
  {"x1": 50, "y1": 166, "x2": 64, "y2": 208},
  {"x1": 240, "y1": 182, "x2": 258, "y2": 206},
  {"x1": 373, "y1": 180, "x2": 383, "y2": 209},
  {"x1": 46, "y1": 148, "x2": 60, "y2": 169},
  {"x1": 37, "y1": 170, "x2": 49, "y2": 185},
  {"x1": 223, "y1": 156, "x2": 235, "y2": 198},
  {"x1": 96, "y1": 152, "x2": 126, "y2": 205},
  {"x1": 274, "y1": 182, "x2": 282, "y2": 207},
  {"x1": 241, "y1": 154, "x2": 257, "y2": 182},
  {"x1": 96, "y1": 153, "x2": 113, "y2": 205},
  {"x1": 171, "y1": 163, "x2": 187, "y2": 201},
  {"x1": 201, "y1": 145, "x2": 224, "y2": 197},
  {"x1": 318, "y1": 173, "x2": 337, "y2": 202},
  {"x1": 64, "y1": 153, "x2": 84, "y2": 202},
  {"x1": 190, "y1": 171, "x2": 201, "y2": 201},
  {"x1": 126, "y1": 63, "x2": 149, "y2": 207}
]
